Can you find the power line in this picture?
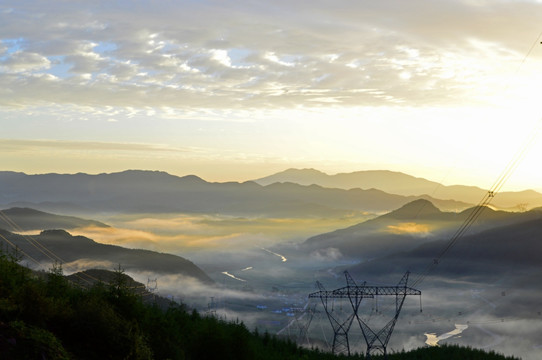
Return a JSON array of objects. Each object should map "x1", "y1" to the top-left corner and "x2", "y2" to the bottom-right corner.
[
  {"x1": 0, "y1": 209, "x2": 136, "y2": 286},
  {"x1": 0, "y1": 231, "x2": 42, "y2": 267},
  {"x1": 410, "y1": 118, "x2": 542, "y2": 287},
  {"x1": 409, "y1": 30, "x2": 542, "y2": 287}
]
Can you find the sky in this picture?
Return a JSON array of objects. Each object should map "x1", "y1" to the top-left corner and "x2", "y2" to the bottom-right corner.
[{"x1": 1, "y1": 0, "x2": 542, "y2": 191}]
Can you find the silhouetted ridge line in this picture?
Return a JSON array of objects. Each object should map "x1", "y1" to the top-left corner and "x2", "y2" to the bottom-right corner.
[{"x1": 411, "y1": 119, "x2": 542, "y2": 287}]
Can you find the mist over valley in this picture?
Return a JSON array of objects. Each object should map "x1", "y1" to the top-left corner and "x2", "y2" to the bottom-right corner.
[
  {"x1": 1, "y1": 169, "x2": 541, "y2": 359},
  {"x1": 3, "y1": 2, "x2": 542, "y2": 358}
]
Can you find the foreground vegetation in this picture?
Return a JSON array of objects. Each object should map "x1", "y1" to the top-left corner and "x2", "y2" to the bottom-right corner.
[{"x1": 0, "y1": 248, "x2": 520, "y2": 359}]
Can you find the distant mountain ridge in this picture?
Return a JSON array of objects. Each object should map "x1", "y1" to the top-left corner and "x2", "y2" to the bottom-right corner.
[
  {"x1": 0, "y1": 207, "x2": 110, "y2": 231},
  {"x1": 347, "y1": 215, "x2": 542, "y2": 284},
  {"x1": 0, "y1": 228, "x2": 213, "y2": 284},
  {"x1": 0, "y1": 170, "x2": 471, "y2": 216},
  {"x1": 254, "y1": 168, "x2": 437, "y2": 193},
  {"x1": 253, "y1": 168, "x2": 542, "y2": 209},
  {"x1": 301, "y1": 199, "x2": 542, "y2": 260}
]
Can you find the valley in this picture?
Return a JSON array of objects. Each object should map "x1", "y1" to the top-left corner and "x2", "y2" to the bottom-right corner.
[
  {"x1": 4, "y1": 2, "x2": 541, "y2": 358},
  {"x1": 1, "y1": 169, "x2": 541, "y2": 359}
]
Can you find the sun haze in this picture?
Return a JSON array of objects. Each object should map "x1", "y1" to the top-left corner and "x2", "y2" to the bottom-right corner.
[{"x1": 1, "y1": 1, "x2": 542, "y2": 190}]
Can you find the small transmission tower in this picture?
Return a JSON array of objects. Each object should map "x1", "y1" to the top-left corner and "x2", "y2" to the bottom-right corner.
[
  {"x1": 206, "y1": 296, "x2": 218, "y2": 317},
  {"x1": 291, "y1": 304, "x2": 317, "y2": 345},
  {"x1": 309, "y1": 271, "x2": 421, "y2": 359},
  {"x1": 147, "y1": 277, "x2": 158, "y2": 302}
]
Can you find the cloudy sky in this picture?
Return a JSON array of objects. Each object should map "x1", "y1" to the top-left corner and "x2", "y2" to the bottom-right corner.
[{"x1": 1, "y1": 0, "x2": 542, "y2": 190}]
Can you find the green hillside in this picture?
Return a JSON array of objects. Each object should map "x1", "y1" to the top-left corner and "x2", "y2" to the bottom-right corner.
[{"x1": 0, "y1": 249, "x2": 520, "y2": 359}]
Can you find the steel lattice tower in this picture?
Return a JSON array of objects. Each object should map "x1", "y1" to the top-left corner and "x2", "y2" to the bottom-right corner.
[
  {"x1": 288, "y1": 305, "x2": 316, "y2": 345},
  {"x1": 309, "y1": 271, "x2": 421, "y2": 358},
  {"x1": 309, "y1": 273, "x2": 373, "y2": 355}
]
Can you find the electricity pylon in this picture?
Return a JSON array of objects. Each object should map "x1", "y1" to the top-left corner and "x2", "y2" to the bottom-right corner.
[
  {"x1": 286, "y1": 304, "x2": 316, "y2": 345},
  {"x1": 309, "y1": 271, "x2": 421, "y2": 358},
  {"x1": 147, "y1": 277, "x2": 158, "y2": 302}
]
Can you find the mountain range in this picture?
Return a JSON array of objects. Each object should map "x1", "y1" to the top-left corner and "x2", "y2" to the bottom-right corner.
[
  {"x1": 300, "y1": 199, "x2": 542, "y2": 261},
  {"x1": 254, "y1": 168, "x2": 542, "y2": 209},
  {"x1": 346, "y1": 215, "x2": 542, "y2": 285},
  {"x1": 0, "y1": 170, "x2": 471, "y2": 216}
]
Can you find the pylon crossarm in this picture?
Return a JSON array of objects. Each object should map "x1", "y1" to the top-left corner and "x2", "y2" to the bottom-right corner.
[
  {"x1": 308, "y1": 288, "x2": 375, "y2": 299},
  {"x1": 352, "y1": 286, "x2": 421, "y2": 296},
  {"x1": 310, "y1": 286, "x2": 420, "y2": 298}
]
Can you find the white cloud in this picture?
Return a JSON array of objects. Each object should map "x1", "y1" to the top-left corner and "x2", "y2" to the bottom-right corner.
[
  {"x1": 310, "y1": 247, "x2": 343, "y2": 262},
  {"x1": 0, "y1": 0, "x2": 540, "y2": 110},
  {"x1": 1, "y1": 0, "x2": 542, "y2": 191},
  {"x1": 0, "y1": 138, "x2": 195, "y2": 154},
  {"x1": 211, "y1": 49, "x2": 232, "y2": 67},
  {"x1": 1, "y1": 50, "x2": 51, "y2": 72}
]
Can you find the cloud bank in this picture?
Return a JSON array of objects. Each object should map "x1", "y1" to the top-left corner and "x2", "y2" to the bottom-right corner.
[{"x1": 2, "y1": 0, "x2": 541, "y2": 111}]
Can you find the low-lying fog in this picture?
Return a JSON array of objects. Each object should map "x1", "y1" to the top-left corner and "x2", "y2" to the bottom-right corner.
[{"x1": 67, "y1": 213, "x2": 542, "y2": 360}]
